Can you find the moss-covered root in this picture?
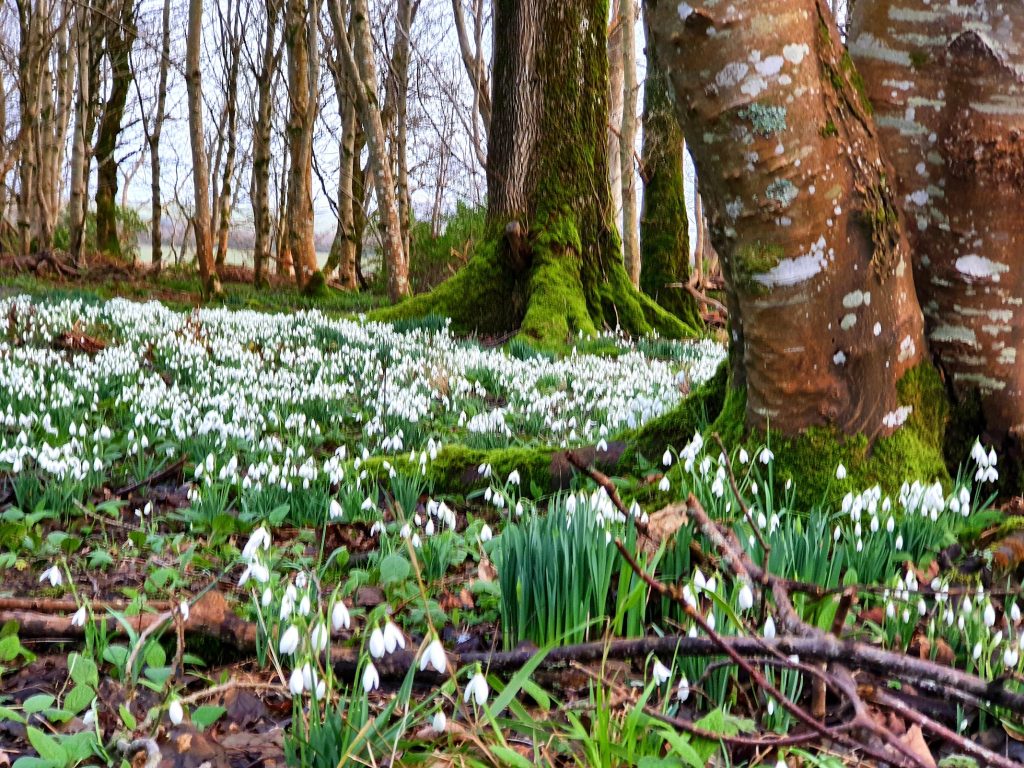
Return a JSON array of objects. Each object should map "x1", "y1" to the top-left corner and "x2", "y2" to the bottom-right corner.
[{"x1": 370, "y1": 240, "x2": 521, "y2": 337}]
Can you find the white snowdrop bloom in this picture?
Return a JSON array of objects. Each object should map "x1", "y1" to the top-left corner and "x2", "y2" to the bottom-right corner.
[
  {"x1": 682, "y1": 585, "x2": 697, "y2": 608},
  {"x1": 411, "y1": 533, "x2": 422, "y2": 548},
  {"x1": 242, "y1": 527, "x2": 271, "y2": 561},
  {"x1": 677, "y1": 675, "x2": 690, "y2": 702},
  {"x1": 759, "y1": 447, "x2": 774, "y2": 464},
  {"x1": 836, "y1": 464, "x2": 847, "y2": 480},
  {"x1": 507, "y1": 469, "x2": 520, "y2": 485},
  {"x1": 332, "y1": 600, "x2": 351, "y2": 632},
  {"x1": 168, "y1": 699, "x2": 185, "y2": 725},
  {"x1": 383, "y1": 620, "x2": 405, "y2": 654},
  {"x1": 464, "y1": 672, "x2": 489, "y2": 706},
  {"x1": 329, "y1": 499, "x2": 343, "y2": 519},
  {"x1": 40, "y1": 566, "x2": 62, "y2": 587},
  {"x1": 662, "y1": 449, "x2": 673, "y2": 467},
  {"x1": 738, "y1": 584, "x2": 754, "y2": 611},
  {"x1": 432, "y1": 710, "x2": 447, "y2": 732},
  {"x1": 310, "y1": 623, "x2": 329, "y2": 653},
  {"x1": 362, "y1": 662, "x2": 380, "y2": 693},
  {"x1": 651, "y1": 658, "x2": 671, "y2": 685},
  {"x1": 693, "y1": 569, "x2": 706, "y2": 591},
  {"x1": 425, "y1": 519, "x2": 435, "y2": 536},
  {"x1": 764, "y1": 616, "x2": 777, "y2": 639},
  {"x1": 479, "y1": 524, "x2": 493, "y2": 543},
  {"x1": 984, "y1": 602, "x2": 997, "y2": 628},
  {"x1": 775, "y1": 759, "x2": 786, "y2": 768},
  {"x1": 71, "y1": 606, "x2": 87, "y2": 628},
  {"x1": 738, "y1": 448, "x2": 749, "y2": 464},
  {"x1": 298, "y1": 595, "x2": 311, "y2": 617},
  {"x1": 262, "y1": 588, "x2": 273, "y2": 607},
  {"x1": 1005, "y1": 646, "x2": 1020, "y2": 668},
  {"x1": 658, "y1": 475, "x2": 671, "y2": 492},
  {"x1": 368, "y1": 626, "x2": 385, "y2": 659},
  {"x1": 279, "y1": 625, "x2": 300, "y2": 655},
  {"x1": 973, "y1": 641, "x2": 983, "y2": 661},
  {"x1": 895, "y1": 534, "x2": 903, "y2": 551},
  {"x1": 420, "y1": 638, "x2": 448, "y2": 674},
  {"x1": 1011, "y1": 603, "x2": 1021, "y2": 624},
  {"x1": 707, "y1": 613, "x2": 716, "y2": 631}
]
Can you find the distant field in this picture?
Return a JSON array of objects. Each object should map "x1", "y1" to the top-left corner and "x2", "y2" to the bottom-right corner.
[{"x1": 135, "y1": 243, "x2": 332, "y2": 270}]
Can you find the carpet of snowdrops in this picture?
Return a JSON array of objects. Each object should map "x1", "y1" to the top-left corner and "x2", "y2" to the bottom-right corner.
[{"x1": 1, "y1": 293, "x2": 1022, "y2": 765}]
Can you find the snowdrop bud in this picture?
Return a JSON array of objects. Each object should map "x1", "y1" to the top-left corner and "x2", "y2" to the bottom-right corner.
[
  {"x1": 311, "y1": 623, "x2": 329, "y2": 653},
  {"x1": 677, "y1": 675, "x2": 690, "y2": 702},
  {"x1": 1011, "y1": 603, "x2": 1021, "y2": 624},
  {"x1": 479, "y1": 524, "x2": 493, "y2": 543},
  {"x1": 71, "y1": 606, "x2": 87, "y2": 628},
  {"x1": 895, "y1": 534, "x2": 903, "y2": 551},
  {"x1": 464, "y1": 672, "x2": 489, "y2": 706},
  {"x1": 432, "y1": 710, "x2": 447, "y2": 732},
  {"x1": 298, "y1": 595, "x2": 311, "y2": 617},
  {"x1": 369, "y1": 626, "x2": 386, "y2": 658},
  {"x1": 329, "y1": 499, "x2": 343, "y2": 519},
  {"x1": 738, "y1": 584, "x2": 754, "y2": 611},
  {"x1": 383, "y1": 620, "x2": 405, "y2": 653},
  {"x1": 262, "y1": 588, "x2": 273, "y2": 607},
  {"x1": 652, "y1": 658, "x2": 671, "y2": 685},
  {"x1": 658, "y1": 476, "x2": 671, "y2": 492},
  {"x1": 168, "y1": 699, "x2": 184, "y2": 725},
  {"x1": 662, "y1": 449, "x2": 673, "y2": 467},
  {"x1": 362, "y1": 662, "x2": 380, "y2": 693},
  {"x1": 984, "y1": 602, "x2": 997, "y2": 627},
  {"x1": 973, "y1": 641, "x2": 983, "y2": 661},
  {"x1": 332, "y1": 601, "x2": 351, "y2": 631},
  {"x1": 279, "y1": 625, "x2": 300, "y2": 655},
  {"x1": 739, "y1": 448, "x2": 749, "y2": 465},
  {"x1": 179, "y1": 601, "x2": 190, "y2": 622},
  {"x1": 1004, "y1": 646, "x2": 1019, "y2": 668},
  {"x1": 836, "y1": 463, "x2": 847, "y2": 480},
  {"x1": 764, "y1": 616, "x2": 776, "y2": 640},
  {"x1": 289, "y1": 668, "x2": 305, "y2": 696}
]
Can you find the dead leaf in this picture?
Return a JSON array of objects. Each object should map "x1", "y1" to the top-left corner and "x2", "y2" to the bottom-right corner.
[
  {"x1": 477, "y1": 558, "x2": 497, "y2": 583},
  {"x1": 644, "y1": 502, "x2": 690, "y2": 554},
  {"x1": 900, "y1": 724, "x2": 936, "y2": 768}
]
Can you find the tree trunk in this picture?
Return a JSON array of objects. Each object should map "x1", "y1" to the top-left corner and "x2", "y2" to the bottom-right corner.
[
  {"x1": 329, "y1": 0, "x2": 409, "y2": 302},
  {"x1": 377, "y1": 0, "x2": 694, "y2": 346},
  {"x1": 68, "y1": 2, "x2": 92, "y2": 265},
  {"x1": 619, "y1": 0, "x2": 640, "y2": 285},
  {"x1": 607, "y1": 0, "x2": 624, "y2": 241},
  {"x1": 186, "y1": 0, "x2": 221, "y2": 295},
  {"x1": 385, "y1": 0, "x2": 414, "y2": 262},
  {"x1": 147, "y1": 0, "x2": 172, "y2": 274},
  {"x1": 638, "y1": 4, "x2": 699, "y2": 327},
  {"x1": 646, "y1": 0, "x2": 926, "y2": 438},
  {"x1": 93, "y1": 0, "x2": 136, "y2": 258},
  {"x1": 850, "y1": 1, "x2": 1024, "y2": 442},
  {"x1": 251, "y1": 0, "x2": 281, "y2": 287},
  {"x1": 215, "y1": 4, "x2": 243, "y2": 271},
  {"x1": 284, "y1": 0, "x2": 321, "y2": 290}
]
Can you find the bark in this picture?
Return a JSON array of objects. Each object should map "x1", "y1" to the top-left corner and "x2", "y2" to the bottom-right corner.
[
  {"x1": 619, "y1": 0, "x2": 640, "y2": 285},
  {"x1": 251, "y1": 0, "x2": 282, "y2": 287},
  {"x1": 284, "y1": 0, "x2": 321, "y2": 289},
  {"x1": 451, "y1": 0, "x2": 491, "y2": 133},
  {"x1": 647, "y1": 0, "x2": 926, "y2": 438},
  {"x1": 185, "y1": 0, "x2": 221, "y2": 295},
  {"x1": 638, "y1": 5, "x2": 699, "y2": 327},
  {"x1": 16, "y1": 0, "x2": 43, "y2": 255},
  {"x1": 607, "y1": 1, "x2": 624, "y2": 238},
  {"x1": 329, "y1": 0, "x2": 409, "y2": 301},
  {"x1": 93, "y1": 0, "x2": 137, "y2": 258},
  {"x1": 214, "y1": 0, "x2": 244, "y2": 270},
  {"x1": 850, "y1": 2, "x2": 1024, "y2": 442},
  {"x1": 382, "y1": 0, "x2": 415, "y2": 261},
  {"x1": 68, "y1": 3, "x2": 93, "y2": 265},
  {"x1": 148, "y1": 0, "x2": 172, "y2": 273}
]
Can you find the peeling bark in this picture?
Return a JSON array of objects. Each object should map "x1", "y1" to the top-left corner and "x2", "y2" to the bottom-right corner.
[
  {"x1": 850, "y1": 2, "x2": 1024, "y2": 441},
  {"x1": 647, "y1": 0, "x2": 926, "y2": 438}
]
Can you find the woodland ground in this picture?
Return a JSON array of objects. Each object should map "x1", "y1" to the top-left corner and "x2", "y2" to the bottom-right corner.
[{"x1": 0, "y1": 266, "x2": 1022, "y2": 768}]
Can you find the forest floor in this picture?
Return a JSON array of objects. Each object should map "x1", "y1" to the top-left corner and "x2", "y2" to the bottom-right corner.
[{"x1": 0, "y1": 274, "x2": 1023, "y2": 768}]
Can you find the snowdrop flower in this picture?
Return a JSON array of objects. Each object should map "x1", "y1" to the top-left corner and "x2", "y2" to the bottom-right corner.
[
  {"x1": 972, "y1": 641, "x2": 983, "y2": 661},
  {"x1": 1004, "y1": 646, "x2": 1019, "y2": 668},
  {"x1": 329, "y1": 499, "x2": 343, "y2": 519},
  {"x1": 759, "y1": 447, "x2": 774, "y2": 464},
  {"x1": 279, "y1": 625, "x2": 300, "y2": 655},
  {"x1": 420, "y1": 637, "x2": 447, "y2": 674},
  {"x1": 310, "y1": 623, "x2": 329, "y2": 653},
  {"x1": 289, "y1": 668, "x2": 305, "y2": 696},
  {"x1": 764, "y1": 616, "x2": 777, "y2": 639},
  {"x1": 895, "y1": 534, "x2": 903, "y2": 551},
  {"x1": 40, "y1": 566, "x2": 62, "y2": 587},
  {"x1": 168, "y1": 699, "x2": 184, "y2": 725},
  {"x1": 362, "y1": 662, "x2": 380, "y2": 693},
  {"x1": 71, "y1": 605, "x2": 87, "y2": 628},
  {"x1": 677, "y1": 675, "x2": 690, "y2": 702},
  {"x1": 738, "y1": 584, "x2": 754, "y2": 611},
  {"x1": 479, "y1": 524, "x2": 493, "y2": 543},
  {"x1": 984, "y1": 602, "x2": 997, "y2": 628},
  {"x1": 383, "y1": 620, "x2": 406, "y2": 653},
  {"x1": 738, "y1": 448, "x2": 749, "y2": 465},
  {"x1": 369, "y1": 626, "x2": 386, "y2": 658},
  {"x1": 658, "y1": 475, "x2": 671, "y2": 492},
  {"x1": 332, "y1": 601, "x2": 351, "y2": 632},
  {"x1": 507, "y1": 469, "x2": 520, "y2": 485},
  {"x1": 242, "y1": 526, "x2": 271, "y2": 561},
  {"x1": 432, "y1": 710, "x2": 447, "y2": 732},
  {"x1": 262, "y1": 588, "x2": 273, "y2": 607},
  {"x1": 835, "y1": 463, "x2": 847, "y2": 480},
  {"x1": 662, "y1": 449, "x2": 673, "y2": 467},
  {"x1": 651, "y1": 658, "x2": 671, "y2": 685},
  {"x1": 1011, "y1": 603, "x2": 1021, "y2": 624},
  {"x1": 298, "y1": 595, "x2": 311, "y2": 617},
  {"x1": 464, "y1": 672, "x2": 489, "y2": 706},
  {"x1": 179, "y1": 601, "x2": 190, "y2": 622}
]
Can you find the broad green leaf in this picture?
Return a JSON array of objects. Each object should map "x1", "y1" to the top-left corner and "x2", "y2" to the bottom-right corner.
[
  {"x1": 119, "y1": 703, "x2": 137, "y2": 730},
  {"x1": 23, "y1": 694, "x2": 56, "y2": 714},
  {"x1": 26, "y1": 726, "x2": 67, "y2": 765},
  {"x1": 192, "y1": 705, "x2": 226, "y2": 731},
  {"x1": 488, "y1": 745, "x2": 534, "y2": 768},
  {"x1": 378, "y1": 553, "x2": 411, "y2": 585},
  {"x1": 68, "y1": 653, "x2": 98, "y2": 687},
  {"x1": 64, "y1": 683, "x2": 95, "y2": 715},
  {"x1": 0, "y1": 705, "x2": 26, "y2": 723}
]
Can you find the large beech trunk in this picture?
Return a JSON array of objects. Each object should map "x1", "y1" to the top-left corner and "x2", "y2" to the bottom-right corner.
[
  {"x1": 647, "y1": 0, "x2": 926, "y2": 438},
  {"x1": 850, "y1": 2, "x2": 1024, "y2": 442}
]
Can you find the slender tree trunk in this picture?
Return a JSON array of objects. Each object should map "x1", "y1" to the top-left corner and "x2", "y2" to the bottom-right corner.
[
  {"x1": 251, "y1": 0, "x2": 281, "y2": 287},
  {"x1": 638, "y1": 4, "x2": 698, "y2": 326},
  {"x1": 606, "y1": 0, "x2": 624, "y2": 239},
  {"x1": 94, "y1": 0, "x2": 136, "y2": 257},
  {"x1": 329, "y1": 0, "x2": 409, "y2": 301},
  {"x1": 385, "y1": 0, "x2": 414, "y2": 261},
  {"x1": 284, "y1": 0, "x2": 320, "y2": 289},
  {"x1": 647, "y1": 0, "x2": 926, "y2": 438},
  {"x1": 16, "y1": 0, "x2": 42, "y2": 255},
  {"x1": 186, "y1": 0, "x2": 221, "y2": 295},
  {"x1": 451, "y1": 0, "x2": 490, "y2": 131},
  {"x1": 147, "y1": 0, "x2": 171, "y2": 274},
  {"x1": 215, "y1": 5, "x2": 243, "y2": 270},
  {"x1": 619, "y1": 0, "x2": 639, "y2": 285},
  {"x1": 68, "y1": 2, "x2": 92, "y2": 264},
  {"x1": 850, "y1": 1, "x2": 1024, "y2": 442}
]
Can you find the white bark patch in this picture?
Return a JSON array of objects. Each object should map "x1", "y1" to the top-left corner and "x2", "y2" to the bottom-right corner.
[
  {"x1": 956, "y1": 254, "x2": 1010, "y2": 283},
  {"x1": 907, "y1": 189, "x2": 930, "y2": 207},
  {"x1": 755, "y1": 55, "x2": 785, "y2": 77},
  {"x1": 782, "y1": 43, "x2": 809, "y2": 65},
  {"x1": 957, "y1": 372, "x2": 1007, "y2": 392},
  {"x1": 931, "y1": 325, "x2": 979, "y2": 348},
  {"x1": 873, "y1": 322, "x2": 882, "y2": 337},
  {"x1": 677, "y1": 2, "x2": 693, "y2": 20},
  {"x1": 833, "y1": 350, "x2": 847, "y2": 365},
  {"x1": 841, "y1": 313, "x2": 857, "y2": 331},
  {"x1": 842, "y1": 290, "x2": 868, "y2": 309},
  {"x1": 898, "y1": 335, "x2": 916, "y2": 363},
  {"x1": 751, "y1": 236, "x2": 827, "y2": 288},
  {"x1": 849, "y1": 33, "x2": 912, "y2": 66},
  {"x1": 717, "y1": 62, "x2": 750, "y2": 89},
  {"x1": 999, "y1": 347, "x2": 1017, "y2": 365}
]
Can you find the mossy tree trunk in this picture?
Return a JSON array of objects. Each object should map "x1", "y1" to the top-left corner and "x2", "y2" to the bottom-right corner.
[
  {"x1": 638, "y1": 4, "x2": 701, "y2": 328},
  {"x1": 647, "y1": 0, "x2": 927, "y2": 439},
  {"x1": 377, "y1": 0, "x2": 697, "y2": 347},
  {"x1": 93, "y1": 0, "x2": 136, "y2": 258},
  {"x1": 850, "y1": 2, "x2": 1024, "y2": 445}
]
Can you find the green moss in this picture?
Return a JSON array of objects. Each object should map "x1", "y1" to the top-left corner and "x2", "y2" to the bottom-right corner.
[
  {"x1": 909, "y1": 50, "x2": 929, "y2": 70},
  {"x1": 820, "y1": 120, "x2": 838, "y2": 138},
  {"x1": 302, "y1": 270, "x2": 327, "y2": 297},
  {"x1": 841, "y1": 50, "x2": 874, "y2": 115},
  {"x1": 733, "y1": 241, "x2": 785, "y2": 294}
]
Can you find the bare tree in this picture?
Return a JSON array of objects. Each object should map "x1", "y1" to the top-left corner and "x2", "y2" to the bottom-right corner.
[{"x1": 618, "y1": 0, "x2": 639, "y2": 285}]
